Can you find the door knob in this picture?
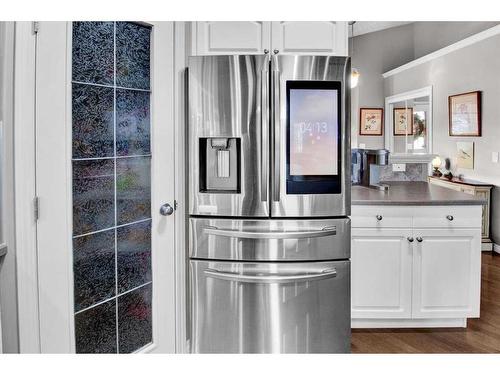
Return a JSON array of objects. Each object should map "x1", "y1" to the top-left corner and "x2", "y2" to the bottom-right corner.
[
  {"x1": 416, "y1": 237, "x2": 423, "y2": 243},
  {"x1": 159, "y1": 203, "x2": 174, "y2": 216},
  {"x1": 407, "y1": 237, "x2": 414, "y2": 243},
  {"x1": 446, "y1": 215, "x2": 454, "y2": 221},
  {"x1": 376, "y1": 215, "x2": 383, "y2": 221}
]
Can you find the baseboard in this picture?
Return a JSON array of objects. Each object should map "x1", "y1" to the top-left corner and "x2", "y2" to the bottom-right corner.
[
  {"x1": 352, "y1": 318, "x2": 467, "y2": 329},
  {"x1": 482, "y1": 242, "x2": 493, "y2": 251},
  {"x1": 494, "y1": 243, "x2": 500, "y2": 254}
]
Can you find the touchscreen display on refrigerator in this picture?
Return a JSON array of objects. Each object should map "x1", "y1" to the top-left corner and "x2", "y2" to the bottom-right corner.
[{"x1": 289, "y1": 89, "x2": 338, "y2": 176}]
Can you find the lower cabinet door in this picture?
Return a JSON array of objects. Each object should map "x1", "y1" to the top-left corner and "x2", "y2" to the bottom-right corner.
[
  {"x1": 412, "y1": 228, "x2": 481, "y2": 318},
  {"x1": 351, "y1": 228, "x2": 413, "y2": 319},
  {"x1": 190, "y1": 259, "x2": 350, "y2": 353}
]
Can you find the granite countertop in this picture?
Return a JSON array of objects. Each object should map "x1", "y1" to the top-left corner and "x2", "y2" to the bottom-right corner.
[{"x1": 352, "y1": 181, "x2": 486, "y2": 206}]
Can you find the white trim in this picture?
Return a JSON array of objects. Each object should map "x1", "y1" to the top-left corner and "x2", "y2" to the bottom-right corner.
[
  {"x1": 173, "y1": 21, "x2": 189, "y2": 354},
  {"x1": 352, "y1": 318, "x2": 467, "y2": 328},
  {"x1": 493, "y1": 243, "x2": 500, "y2": 255},
  {"x1": 13, "y1": 21, "x2": 41, "y2": 353},
  {"x1": 383, "y1": 25, "x2": 500, "y2": 78},
  {"x1": 384, "y1": 85, "x2": 434, "y2": 163}
]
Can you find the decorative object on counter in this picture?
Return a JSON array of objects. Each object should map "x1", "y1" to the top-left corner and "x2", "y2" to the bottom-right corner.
[
  {"x1": 428, "y1": 175, "x2": 493, "y2": 250},
  {"x1": 456, "y1": 141, "x2": 474, "y2": 169},
  {"x1": 359, "y1": 108, "x2": 383, "y2": 136},
  {"x1": 449, "y1": 91, "x2": 481, "y2": 136},
  {"x1": 431, "y1": 156, "x2": 443, "y2": 177},
  {"x1": 393, "y1": 107, "x2": 413, "y2": 135}
]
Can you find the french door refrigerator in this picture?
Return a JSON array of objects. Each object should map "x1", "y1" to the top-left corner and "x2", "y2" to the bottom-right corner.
[{"x1": 188, "y1": 54, "x2": 351, "y2": 353}]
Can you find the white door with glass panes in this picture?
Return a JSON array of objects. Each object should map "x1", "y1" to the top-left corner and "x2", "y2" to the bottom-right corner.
[{"x1": 34, "y1": 21, "x2": 176, "y2": 353}]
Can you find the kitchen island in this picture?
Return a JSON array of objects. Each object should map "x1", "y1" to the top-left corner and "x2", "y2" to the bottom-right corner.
[{"x1": 350, "y1": 182, "x2": 485, "y2": 328}]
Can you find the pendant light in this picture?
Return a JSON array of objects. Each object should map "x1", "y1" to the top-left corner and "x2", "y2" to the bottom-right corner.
[{"x1": 349, "y1": 21, "x2": 360, "y2": 88}]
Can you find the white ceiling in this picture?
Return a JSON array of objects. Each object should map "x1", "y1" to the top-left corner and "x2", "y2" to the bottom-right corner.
[{"x1": 349, "y1": 22, "x2": 413, "y2": 37}]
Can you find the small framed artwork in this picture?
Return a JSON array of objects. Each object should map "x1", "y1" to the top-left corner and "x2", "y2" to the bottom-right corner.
[
  {"x1": 359, "y1": 108, "x2": 383, "y2": 136},
  {"x1": 449, "y1": 91, "x2": 481, "y2": 136},
  {"x1": 393, "y1": 107, "x2": 413, "y2": 136},
  {"x1": 456, "y1": 141, "x2": 474, "y2": 169}
]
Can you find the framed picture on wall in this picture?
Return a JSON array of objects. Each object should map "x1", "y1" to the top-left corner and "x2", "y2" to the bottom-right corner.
[
  {"x1": 359, "y1": 108, "x2": 383, "y2": 136},
  {"x1": 393, "y1": 107, "x2": 413, "y2": 135},
  {"x1": 449, "y1": 91, "x2": 481, "y2": 136}
]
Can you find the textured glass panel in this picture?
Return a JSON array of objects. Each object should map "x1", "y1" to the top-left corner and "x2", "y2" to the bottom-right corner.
[
  {"x1": 73, "y1": 229, "x2": 116, "y2": 311},
  {"x1": 117, "y1": 220, "x2": 151, "y2": 294},
  {"x1": 73, "y1": 159, "x2": 115, "y2": 235},
  {"x1": 72, "y1": 22, "x2": 114, "y2": 85},
  {"x1": 118, "y1": 284, "x2": 152, "y2": 353},
  {"x1": 75, "y1": 299, "x2": 117, "y2": 353},
  {"x1": 72, "y1": 84, "x2": 114, "y2": 159},
  {"x1": 116, "y1": 89, "x2": 151, "y2": 156},
  {"x1": 116, "y1": 22, "x2": 151, "y2": 90},
  {"x1": 116, "y1": 157, "x2": 151, "y2": 225}
]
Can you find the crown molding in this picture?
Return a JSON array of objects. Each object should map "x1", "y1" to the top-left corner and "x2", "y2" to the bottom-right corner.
[{"x1": 383, "y1": 25, "x2": 500, "y2": 78}]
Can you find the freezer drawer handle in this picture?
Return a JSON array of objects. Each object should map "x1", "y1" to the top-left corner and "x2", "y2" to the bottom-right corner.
[
  {"x1": 203, "y1": 226, "x2": 336, "y2": 239},
  {"x1": 204, "y1": 268, "x2": 337, "y2": 284}
]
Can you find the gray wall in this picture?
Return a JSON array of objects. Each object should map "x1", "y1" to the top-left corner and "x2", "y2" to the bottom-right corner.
[
  {"x1": 0, "y1": 21, "x2": 19, "y2": 353},
  {"x1": 384, "y1": 32, "x2": 500, "y2": 245},
  {"x1": 351, "y1": 23, "x2": 415, "y2": 149},
  {"x1": 351, "y1": 22, "x2": 499, "y2": 150}
]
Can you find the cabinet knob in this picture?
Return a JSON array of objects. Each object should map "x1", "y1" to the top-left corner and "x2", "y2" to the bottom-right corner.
[
  {"x1": 273, "y1": 49, "x2": 279, "y2": 54},
  {"x1": 416, "y1": 237, "x2": 423, "y2": 243},
  {"x1": 376, "y1": 215, "x2": 383, "y2": 221},
  {"x1": 407, "y1": 237, "x2": 414, "y2": 243},
  {"x1": 264, "y1": 49, "x2": 269, "y2": 54},
  {"x1": 446, "y1": 215, "x2": 454, "y2": 221}
]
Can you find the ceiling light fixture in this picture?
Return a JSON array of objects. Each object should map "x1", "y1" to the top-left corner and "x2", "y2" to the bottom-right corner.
[{"x1": 349, "y1": 21, "x2": 360, "y2": 88}]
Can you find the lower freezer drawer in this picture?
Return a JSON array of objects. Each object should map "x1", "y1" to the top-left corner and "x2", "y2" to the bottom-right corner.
[{"x1": 190, "y1": 259, "x2": 350, "y2": 353}]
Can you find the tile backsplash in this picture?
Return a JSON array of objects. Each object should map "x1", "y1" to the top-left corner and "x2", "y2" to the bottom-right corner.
[{"x1": 374, "y1": 163, "x2": 428, "y2": 182}]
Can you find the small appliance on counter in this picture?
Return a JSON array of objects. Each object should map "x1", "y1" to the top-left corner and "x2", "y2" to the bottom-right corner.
[
  {"x1": 351, "y1": 148, "x2": 390, "y2": 190},
  {"x1": 187, "y1": 54, "x2": 351, "y2": 353}
]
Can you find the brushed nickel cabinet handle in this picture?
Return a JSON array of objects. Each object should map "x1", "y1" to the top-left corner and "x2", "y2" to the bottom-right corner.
[
  {"x1": 407, "y1": 237, "x2": 414, "y2": 243},
  {"x1": 416, "y1": 237, "x2": 423, "y2": 243},
  {"x1": 446, "y1": 215, "x2": 454, "y2": 221},
  {"x1": 376, "y1": 215, "x2": 383, "y2": 221}
]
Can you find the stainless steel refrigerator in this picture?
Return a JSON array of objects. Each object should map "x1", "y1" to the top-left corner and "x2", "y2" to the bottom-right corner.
[{"x1": 188, "y1": 54, "x2": 351, "y2": 353}]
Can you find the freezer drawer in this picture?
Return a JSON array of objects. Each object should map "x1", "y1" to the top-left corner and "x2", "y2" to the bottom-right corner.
[
  {"x1": 189, "y1": 217, "x2": 350, "y2": 261},
  {"x1": 190, "y1": 259, "x2": 350, "y2": 353}
]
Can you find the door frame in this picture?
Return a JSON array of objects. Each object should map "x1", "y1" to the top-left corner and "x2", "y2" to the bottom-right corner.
[{"x1": 14, "y1": 21, "x2": 183, "y2": 353}]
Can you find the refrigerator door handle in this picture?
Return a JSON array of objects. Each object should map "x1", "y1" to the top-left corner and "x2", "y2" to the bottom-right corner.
[
  {"x1": 203, "y1": 226, "x2": 336, "y2": 239},
  {"x1": 204, "y1": 268, "x2": 337, "y2": 284},
  {"x1": 271, "y1": 57, "x2": 281, "y2": 202},
  {"x1": 260, "y1": 58, "x2": 269, "y2": 202}
]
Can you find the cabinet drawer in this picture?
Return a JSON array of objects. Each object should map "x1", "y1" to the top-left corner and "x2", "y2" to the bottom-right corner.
[
  {"x1": 412, "y1": 206, "x2": 482, "y2": 228},
  {"x1": 351, "y1": 206, "x2": 412, "y2": 228}
]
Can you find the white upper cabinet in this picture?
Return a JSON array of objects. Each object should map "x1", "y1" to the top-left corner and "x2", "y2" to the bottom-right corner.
[
  {"x1": 193, "y1": 22, "x2": 271, "y2": 55},
  {"x1": 191, "y1": 21, "x2": 348, "y2": 56},
  {"x1": 271, "y1": 21, "x2": 348, "y2": 55}
]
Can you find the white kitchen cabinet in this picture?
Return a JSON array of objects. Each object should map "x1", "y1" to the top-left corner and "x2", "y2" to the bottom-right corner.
[
  {"x1": 351, "y1": 205, "x2": 482, "y2": 328},
  {"x1": 192, "y1": 22, "x2": 271, "y2": 55},
  {"x1": 412, "y1": 228, "x2": 481, "y2": 319},
  {"x1": 351, "y1": 228, "x2": 413, "y2": 319},
  {"x1": 191, "y1": 21, "x2": 348, "y2": 56},
  {"x1": 271, "y1": 21, "x2": 348, "y2": 55}
]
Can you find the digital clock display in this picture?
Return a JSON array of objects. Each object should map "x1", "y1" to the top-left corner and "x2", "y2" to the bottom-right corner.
[{"x1": 289, "y1": 89, "x2": 338, "y2": 176}]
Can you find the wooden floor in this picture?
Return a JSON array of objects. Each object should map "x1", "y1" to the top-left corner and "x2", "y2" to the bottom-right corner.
[{"x1": 351, "y1": 252, "x2": 500, "y2": 353}]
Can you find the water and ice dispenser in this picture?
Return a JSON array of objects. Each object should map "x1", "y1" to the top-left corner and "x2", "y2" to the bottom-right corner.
[{"x1": 199, "y1": 137, "x2": 240, "y2": 193}]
